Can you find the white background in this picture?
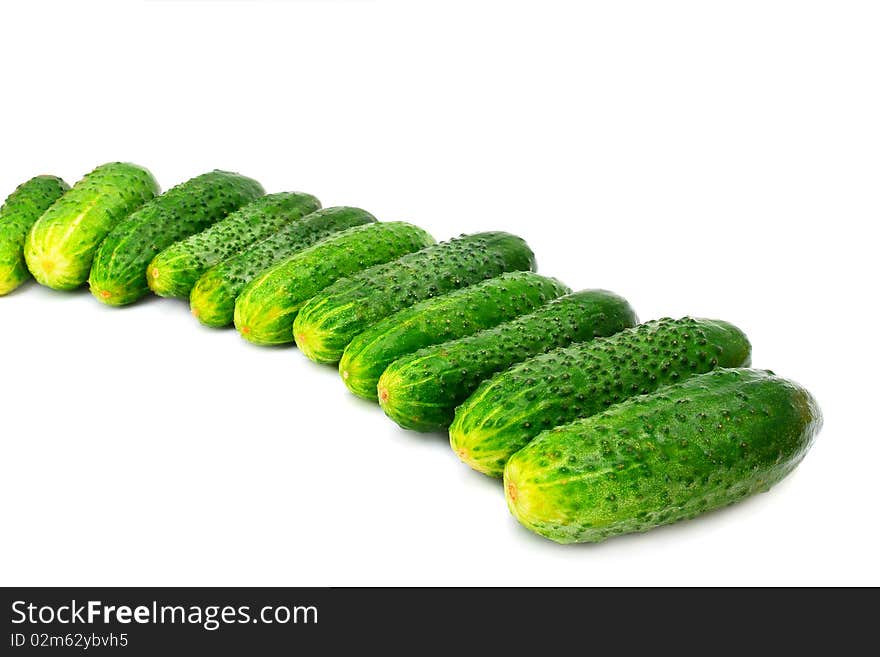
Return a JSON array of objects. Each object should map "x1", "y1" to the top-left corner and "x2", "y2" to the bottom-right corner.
[{"x1": 0, "y1": 0, "x2": 877, "y2": 586}]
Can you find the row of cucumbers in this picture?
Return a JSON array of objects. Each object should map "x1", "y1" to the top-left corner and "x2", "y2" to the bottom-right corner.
[{"x1": 0, "y1": 162, "x2": 822, "y2": 544}]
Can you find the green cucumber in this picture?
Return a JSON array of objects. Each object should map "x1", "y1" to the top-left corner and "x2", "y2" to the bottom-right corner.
[
  {"x1": 190, "y1": 206, "x2": 375, "y2": 328},
  {"x1": 234, "y1": 222, "x2": 435, "y2": 345},
  {"x1": 377, "y1": 290, "x2": 638, "y2": 432},
  {"x1": 451, "y1": 317, "x2": 752, "y2": 477},
  {"x1": 339, "y1": 272, "x2": 570, "y2": 401},
  {"x1": 24, "y1": 163, "x2": 159, "y2": 290},
  {"x1": 147, "y1": 191, "x2": 321, "y2": 298},
  {"x1": 294, "y1": 232, "x2": 537, "y2": 365},
  {"x1": 0, "y1": 175, "x2": 69, "y2": 295},
  {"x1": 504, "y1": 368, "x2": 821, "y2": 543},
  {"x1": 88, "y1": 171, "x2": 265, "y2": 306}
]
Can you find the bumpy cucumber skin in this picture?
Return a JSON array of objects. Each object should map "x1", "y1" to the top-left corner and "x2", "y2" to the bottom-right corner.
[
  {"x1": 147, "y1": 191, "x2": 320, "y2": 299},
  {"x1": 24, "y1": 163, "x2": 159, "y2": 290},
  {"x1": 293, "y1": 232, "x2": 537, "y2": 365},
  {"x1": 504, "y1": 368, "x2": 821, "y2": 544},
  {"x1": 377, "y1": 290, "x2": 638, "y2": 432},
  {"x1": 0, "y1": 176, "x2": 69, "y2": 295},
  {"x1": 451, "y1": 317, "x2": 752, "y2": 477},
  {"x1": 339, "y1": 272, "x2": 570, "y2": 401},
  {"x1": 234, "y1": 222, "x2": 435, "y2": 346},
  {"x1": 88, "y1": 171, "x2": 265, "y2": 306},
  {"x1": 190, "y1": 207, "x2": 375, "y2": 328}
]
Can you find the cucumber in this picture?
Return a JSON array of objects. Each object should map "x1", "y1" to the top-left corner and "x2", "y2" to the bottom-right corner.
[
  {"x1": 451, "y1": 317, "x2": 752, "y2": 477},
  {"x1": 88, "y1": 171, "x2": 265, "y2": 306},
  {"x1": 147, "y1": 191, "x2": 321, "y2": 299},
  {"x1": 24, "y1": 163, "x2": 159, "y2": 290},
  {"x1": 0, "y1": 175, "x2": 69, "y2": 295},
  {"x1": 339, "y1": 272, "x2": 570, "y2": 401},
  {"x1": 378, "y1": 290, "x2": 638, "y2": 432},
  {"x1": 234, "y1": 222, "x2": 435, "y2": 345},
  {"x1": 294, "y1": 232, "x2": 537, "y2": 365},
  {"x1": 190, "y1": 206, "x2": 375, "y2": 328},
  {"x1": 504, "y1": 368, "x2": 821, "y2": 543}
]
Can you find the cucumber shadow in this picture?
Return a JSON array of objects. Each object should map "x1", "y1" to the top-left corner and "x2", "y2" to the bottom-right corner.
[
  {"x1": 29, "y1": 282, "x2": 94, "y2": 300},
  {"x1": 1, "y1": 278, "x2": 37, "y2": 297},
  {"x1": 333, "y1": 379, "x2": 472, "y2": 454},
  {"x1": 91, "y1": 290, "x2": 174, "y2": 311},
  {"x1": 236, "y1": 338, "x2": 297, "y2": 352}
]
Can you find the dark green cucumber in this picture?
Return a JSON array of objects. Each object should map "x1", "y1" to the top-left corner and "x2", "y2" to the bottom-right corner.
[
  {"x1": 504, "y1": 368, "x2": 821, "y2": 543},
  {"x1": 0, "y1": 175, "x2": 69, "y2": 295},
  {"x1": 293, "y1": 232, "x2": 537, "y2": 365},
  {"x1": 24, "y1": 163, "x2": 159, "y2": 290},
  {"x1": 190, "y1": 206, "x2": 375, "y2": 328},
  {"x1": 451, "y1": 317, "x2": 752, "y2": 477},
  {"x1": 377, "y1": 290, "x2": 638, "y2": 432},
  {"x1": 234, "y1": 222, "x2": 435, "y2": 345},
  {"x1": 88, "y1": 171, "x2": 265, "y2": 306},
  {"x1": 339, "y1": 272, "x2": 570, "y2": 401},
  {"x1": 147, "y1": 192, "x2": 321, "y2": 298}
]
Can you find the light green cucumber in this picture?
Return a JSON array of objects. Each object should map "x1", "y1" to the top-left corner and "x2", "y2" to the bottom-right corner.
[
  {"x1": 0, "y1": 175, "x2": 69, "y2": 295},
  {"x1": 89, "y1": 171, "x2": 265, "y2": 306},
  {"x1": 24, "y1": 163, "x2": 159, "y2": 290}
]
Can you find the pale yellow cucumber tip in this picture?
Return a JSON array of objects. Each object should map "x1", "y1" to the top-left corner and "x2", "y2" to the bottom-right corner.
[
  {"x1": 460, "y1": 449, "x2": 502, "y2": 477},
  {"x1": 151, "y1": 267, "x2": 160, "y2": 279},
  {"x1": 295, "y1": 331, "x2": 312, "y2": 356},
  {"x1": 450, "y1": 435, "x2": 492, "y2": 474}
]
